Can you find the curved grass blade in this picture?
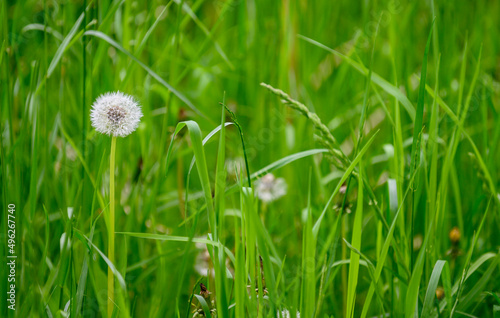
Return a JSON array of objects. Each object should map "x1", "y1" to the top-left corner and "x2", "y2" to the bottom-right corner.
[
  {"x1": 298, "y1": 34, "x2": 415, "y2": 120},
  {"x1": 187, "y1": 122, "x2": 234, "y2": 174},
  {"x1": 165, "y1": 120, "x2": 215, "y2": 230},
  {"x1": 185, "y1": 277, "x2": 205, "y2": 318},
  {"x1": 421, "y1": 260, "x2": 448, "y2": 317},
  {"x1": 116, "y1": 232, "x2": 236, "y2": 265},
  {"x1": 251, "y1": 148, "x2": 329, "y2": 180},
  {"x1": 193, "y1": 294, "x2": 213, "y2": 318},
  {"x1": 135, "y1": 1, "x2": 174, "y2": 54},
  {"x1": 73, "y1": 230, "x2": 127, "y2": 292},
  {"x1": 458, "y1": 255, "x2": 500, "y2": 312},
  {"x1": 22, "y1": 23, "x2": 64, "y2": 41},
  {"x1": 175, "y1": 148, "x2": 330, "y2": 225},
  {"x1": 435, "y1": 250, "x2": 497, "y2": 316},
  {"x1": 222, "y1": 102, "x2": 252, "y2": 187},
  {"x1": 47, "y1": 12, "x2": 84, "y2": 77}
]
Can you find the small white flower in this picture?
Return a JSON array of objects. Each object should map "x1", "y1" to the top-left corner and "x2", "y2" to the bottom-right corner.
[
  {"x1": 194, "y1": 238, "x2": 214, "y2": 277},
  {"x1": 193, "y1": 238, "x2": 232, "y2": 277},
  {"x1": 277, "y1": 309, "x2": 300, "y2": 318},
  {"x1": 225, "y1": 157, "x2": 245, "y2": 178},
  {"x1": 255, "y1": 173, "x2": 287, "y2": 203},
  {"x1": 90, "y1": 91, "x2": 143, "y2": 137}
]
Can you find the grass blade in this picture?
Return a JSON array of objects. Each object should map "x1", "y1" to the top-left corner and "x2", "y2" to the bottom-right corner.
[
  {"x1": 409, "y1": 19, "x2": 434, "y2": 183},
  {"x1": 408, "y1": 18, "x2": 434, "y2": 275},
  {"x1": 421, "y1": 260, "x2": 448, "y2": 317},
  {"x1": 47, "y1": 13, "x2": 84, "y2": 77},
  {"x1": 74, "y1": 230, "x2": 127, "y2": 292},
  {"x1": 116, "y1": 232, "x2": 236, "y2": 265},
  {"x1": 165, "y1": 120, "x2": 215, "y2": 231},
  {"x1": 300, "y1": 170, "x2": 316, "y2": 317},
  {"x1": 346, "y1": 162, "x2": 364, "y2": 318}
]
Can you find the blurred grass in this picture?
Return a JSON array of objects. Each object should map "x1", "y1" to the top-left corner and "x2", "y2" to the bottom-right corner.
[{"x1": 1, "y1": 0, "x2": 500, "y2": 317}]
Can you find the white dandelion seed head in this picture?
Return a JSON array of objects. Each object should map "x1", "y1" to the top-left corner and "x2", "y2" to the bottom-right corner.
[
  {"x1": 255, "y1": 173, "x2": 287, "y2": 203},
  {"x1": 90, "y1": 91, "x2": 143, "y2": 137}
]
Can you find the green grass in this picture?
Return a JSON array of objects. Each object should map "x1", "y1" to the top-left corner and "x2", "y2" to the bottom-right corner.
[{"x1": 1, "y1": 0, "x2": 500, "y2": 317}]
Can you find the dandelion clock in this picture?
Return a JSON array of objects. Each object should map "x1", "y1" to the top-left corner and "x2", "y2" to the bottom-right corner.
[
  {"x1": 90, "y1": 91, "x2": 143, "y2": 137},
  {"x1": 90, "y1": 91, "x2": 142, "y2": 317}
]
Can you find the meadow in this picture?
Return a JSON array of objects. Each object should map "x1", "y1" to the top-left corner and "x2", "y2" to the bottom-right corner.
[{"x1": 1, "y1": 0, "x2": 500, "y2": 317}]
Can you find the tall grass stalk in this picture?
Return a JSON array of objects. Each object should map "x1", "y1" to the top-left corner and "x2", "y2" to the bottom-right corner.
[{"x1": 108, "y1": 136, "x2": 117, "y2": 317}]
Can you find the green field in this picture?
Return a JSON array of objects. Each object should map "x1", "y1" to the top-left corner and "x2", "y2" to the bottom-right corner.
[{"x1": 1, "y1": 0, "x2": 500, "y2": 317}]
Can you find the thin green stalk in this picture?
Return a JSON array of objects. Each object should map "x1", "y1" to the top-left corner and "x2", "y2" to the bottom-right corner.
[
  {"x1": 409, "y1": 19, "x2": 434, "y2": 272},
  {"x1": 108, "y1": 136, "x2": 116, "y2": 318},
  {"x1": 221, "y1": 102, "x2": 252, "y2": 187}
]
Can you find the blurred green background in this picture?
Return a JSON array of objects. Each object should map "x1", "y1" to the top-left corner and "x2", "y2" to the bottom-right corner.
[{"x1": 1, "y1": 0, "x2": 500, "y2": 317}]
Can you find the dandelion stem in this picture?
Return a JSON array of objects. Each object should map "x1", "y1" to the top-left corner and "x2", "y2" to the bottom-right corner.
[{"x1": 108, "y1": 136, "x2": 116, "y2": 317}]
